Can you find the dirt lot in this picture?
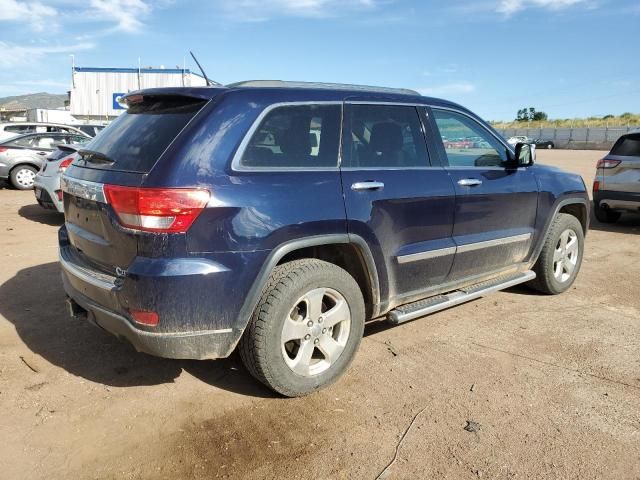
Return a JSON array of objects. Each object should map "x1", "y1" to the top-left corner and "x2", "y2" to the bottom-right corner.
[{"x1": 1, "y1": 150, "x2": 639, "y2": 480}]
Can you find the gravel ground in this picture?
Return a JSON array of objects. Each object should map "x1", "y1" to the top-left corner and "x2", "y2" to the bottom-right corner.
[{"x1": 1, "y1": 149, "x2": 639, "y2": 479}]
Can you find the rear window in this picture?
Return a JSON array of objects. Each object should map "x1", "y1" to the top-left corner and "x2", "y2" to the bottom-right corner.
[
  {"x1": 83, "y1": 96, "x2": 207, "y2": 172},
  {"x1": 611, "y1": 134, "x2": 640, "y2": 157}
]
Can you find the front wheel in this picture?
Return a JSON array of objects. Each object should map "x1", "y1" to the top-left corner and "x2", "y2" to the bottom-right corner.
[
  {"x1": 239, "y1": 259, "x2": 365, "y2": 397},
  {"x1": 529, "y1": 213, "x2": 584, "y2": 295}
]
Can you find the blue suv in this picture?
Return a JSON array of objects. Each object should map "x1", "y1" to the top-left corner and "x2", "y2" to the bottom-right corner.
[{"x1": 59, "y1": 81, "x2": 589, "y2": 396}]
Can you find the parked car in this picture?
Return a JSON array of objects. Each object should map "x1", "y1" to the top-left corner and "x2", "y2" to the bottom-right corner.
[
  {"x1": 75, "y1": 124, "x2": 107, "y2": 137},
  {"x1": 0, "y1": 122, "x2": 92, "y2": 142},
  {"x1": 507, "y1": 135, "x2": 531, "y2": 145},
  {"x1": 533, "y1": 138, "x2": 555, "y2": 149},
  {"x1": 592, "y1": 132, "x2": 640, "y2": 223},
  {"x1": 0, "y1": 132, "x2": 89, "y2": 189},
  {"x1": 59, "y1": 82, "x2": 589, "y2": 396},
  {"x1": 34, "y1": 144, "x2": 85, "y2": 212}
]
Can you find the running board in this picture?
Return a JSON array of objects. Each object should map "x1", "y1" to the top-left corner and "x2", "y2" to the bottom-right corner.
[{"x1": 387, "y1": 270, "x2": 536, "y2": 325}]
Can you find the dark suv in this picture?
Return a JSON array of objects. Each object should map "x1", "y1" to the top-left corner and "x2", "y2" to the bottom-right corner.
[{"x1": 59, "y1": 81, "x2": 589, "y2": 396}]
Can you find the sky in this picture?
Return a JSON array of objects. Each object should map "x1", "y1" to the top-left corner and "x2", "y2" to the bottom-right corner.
[{"x1": 0, "y1": 0, "x2": 639, "y2": 121}]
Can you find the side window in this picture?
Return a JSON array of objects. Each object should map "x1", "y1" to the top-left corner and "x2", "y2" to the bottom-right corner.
[
  {"x1": 8, "y1": 136, "x2": 35, "y2": 147},
  {"x1": 34, "y1": 137, "x2": 57, "y2": 149},
  {"x1": 5, "y1": 125, "x2": 32, "y2": 134},
  {"x1": 344, "y1": 104, "x2": 428, "y2": 168},
  {"x1": 240, "y1": 104, "x2": 341, "y2": 168},
  {"x1": 432, "y1": 109, "x2": 507, "y2": 168}
]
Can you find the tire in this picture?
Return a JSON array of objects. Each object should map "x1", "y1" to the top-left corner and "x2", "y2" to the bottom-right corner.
[
  {"x1": 593, "y1": 203, "x2": 621, "y2": 224},
  {"x1": 239, "y1": 259, "x2": 365, "y2": 397},
  {"x1": 529, "y1": 213, "x2": 584, "y2": 295},
  {"x1": 10, "y1": 165, "x2": 38, "y2": 190}
]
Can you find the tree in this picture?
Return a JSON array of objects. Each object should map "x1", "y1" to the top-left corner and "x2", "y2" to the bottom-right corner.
[{"x1": 532, "y1": 111, "x2": 548, "y2": 121}]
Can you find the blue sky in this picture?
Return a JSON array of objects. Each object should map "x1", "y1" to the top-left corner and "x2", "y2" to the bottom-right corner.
[{"x1": 0, "y1": 0, "x2": 638, "y2": 121}]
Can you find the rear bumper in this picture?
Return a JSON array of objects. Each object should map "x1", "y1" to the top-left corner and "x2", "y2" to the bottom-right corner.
[
  {"x1": 594, "y1": 190, "x2": 640, "y2": 212},
  {"x1": 63, "y1": 278, "x2": 239, "y2": 359},
  {"x1": 59, "y1": 243, "x2": 247, "y2": 360},
  {"x1": 34, "y1": 174, "x2": 63, "y2": 212}
]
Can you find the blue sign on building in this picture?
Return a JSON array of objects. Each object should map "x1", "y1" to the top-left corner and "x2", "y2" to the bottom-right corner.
[{"x1": 112, "y1": 93, "x2": 126, "y2": 110}]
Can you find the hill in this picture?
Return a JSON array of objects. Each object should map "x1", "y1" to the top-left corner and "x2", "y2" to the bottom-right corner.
[
  {"x1": 0, "y1": 92, "x2": 67, "y2": 110},
  {"x1": 491, "y1": 113, "x2": 640, "y2": 129}
]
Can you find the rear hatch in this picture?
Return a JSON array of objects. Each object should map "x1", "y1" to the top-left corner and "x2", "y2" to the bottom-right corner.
[
  {"x1": 61, "y1": 92, "x2": 217, "y2": 274},
  {"x1": 602, "y1": 133, "x2": 640, "y2": 192}
]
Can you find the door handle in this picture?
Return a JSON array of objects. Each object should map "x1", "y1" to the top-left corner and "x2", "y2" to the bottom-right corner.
[
  {"x1": 351, "y1": 181, "x2": 385, "y2": 191},
  {"x1": 37, "y1": 151, "x2": 47, "y2": 156},
  {"x1": 457, "y1": 178, "x2": 482, "y2": 187}
]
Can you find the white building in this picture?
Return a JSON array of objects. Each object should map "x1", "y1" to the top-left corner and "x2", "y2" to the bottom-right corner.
[{"x1": 69, "y1": 67, "x2": 208, "y2": 121}]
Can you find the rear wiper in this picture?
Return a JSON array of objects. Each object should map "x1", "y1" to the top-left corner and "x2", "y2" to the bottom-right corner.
[{"x1": 78, "y1": 148, "x2": 115, "y2": 165}]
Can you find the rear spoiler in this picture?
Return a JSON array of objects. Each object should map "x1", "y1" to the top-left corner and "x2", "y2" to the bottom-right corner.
[{"x1": 56, "y1": 143, "x2": 81, "y2": 153}]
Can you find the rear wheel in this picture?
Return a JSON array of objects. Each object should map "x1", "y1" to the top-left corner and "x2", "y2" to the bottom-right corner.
[
  {"x1": 530, "y1": 213, "x2": 584, "y2": 295},
  {"x1": 240, "y1": 259, "x2": 365, "y2": 397},
  {"x1": 10, "y1": 165, "x2": 37, "y2": 190},
  {"x1": 593, "y1": 203, "x2": 621, "y2": 224}
]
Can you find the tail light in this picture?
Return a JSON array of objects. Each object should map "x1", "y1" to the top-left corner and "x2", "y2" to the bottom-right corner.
[
  {"x1": 596, "y1": 159, "x2": 621, "y2": 169},
  {"x1": 103, "y1": 185, "x2": 210, "y2": 233},
  {"x1": 56, "y1": 190, "x2": 63, "y2": 201},
  {"x1": 129, "y1": 309, "x2": 159, "y2": 327},
  {"x1": 593, "y1": 180, "x2": 600, "y2": 193},
  {"x1": 58, "y1": 155, "x2": 75, "y2": 174},
  {"x1": 0, "y1": 147, "x2": 7, "y2": 153}
]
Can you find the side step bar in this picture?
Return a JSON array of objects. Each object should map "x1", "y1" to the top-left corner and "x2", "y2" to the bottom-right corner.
[{"x1": 388, "y1": 270, "x2": 536, "y2": 325}]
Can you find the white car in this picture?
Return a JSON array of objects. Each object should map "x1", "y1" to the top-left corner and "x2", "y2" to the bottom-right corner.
[
  {"x1": 33, "y1": 145, "x2": 82, "y2": 212},
  {"x1": 0, "y1": 122, "x2": 90, "y2": 142},
  {"x1": 507, "y1": 135, "x2": 531, "y2": 146}
]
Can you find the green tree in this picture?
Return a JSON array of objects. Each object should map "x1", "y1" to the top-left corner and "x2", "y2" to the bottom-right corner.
[{"x1": 532, "y1": 111, "x2": 548, "y2": 121}]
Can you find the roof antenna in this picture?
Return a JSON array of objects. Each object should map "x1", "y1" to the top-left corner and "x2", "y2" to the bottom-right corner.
[{"x1": 189, "y1": 51, "x2": 221, "y2": 86}]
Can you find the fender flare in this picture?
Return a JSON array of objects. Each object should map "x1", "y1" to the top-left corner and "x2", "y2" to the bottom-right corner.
[
  {"x1": 236, "y1": 234, "x2": 381, "y2": 330},
  {"x1": 528, "y1": 196, "x2": 589, "y2": 266}
]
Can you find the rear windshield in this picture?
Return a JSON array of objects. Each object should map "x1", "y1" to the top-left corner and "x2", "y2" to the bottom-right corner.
[
  {"x1": 83, "y1": 96, "x2": 207, "y2": 172},
  {"x1": 611, "y1": 134, "x2": 640, "y2": 157}
]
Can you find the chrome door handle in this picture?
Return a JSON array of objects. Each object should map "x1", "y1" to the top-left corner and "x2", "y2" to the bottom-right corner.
[
  {"x1": 457, "y1": 178, "x2": 482, "y2": 187},
  {"x1": 351, "y1": 181, "x2": 385, "y2": 191}
]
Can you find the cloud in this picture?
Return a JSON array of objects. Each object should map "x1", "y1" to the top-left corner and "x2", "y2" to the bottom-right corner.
[
  {"x1": 497, "y1": 0, "x2": 589, "y2": 16},
  {"x1": 215, "y1": 0, "x2": 386, "y2": 21},
  {"x1": 0, "y1": 41, "x2": 94, "y2": 68},
  {"x1": 418, "y1": 82, "x2": 476, "y2": 97},
  {"x1": 0, "y1": 0, "x2": 57, "y2": 31},
  {"x1": 87, "y1": 0, "x2": 152, "y2": 31}
]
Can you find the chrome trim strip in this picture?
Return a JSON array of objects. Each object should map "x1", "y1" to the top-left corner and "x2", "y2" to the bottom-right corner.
[
  {"x1": 230, "y1": 101, "x2": 343, "y2": 172},
  {"x1": 61, "y1": 176, "x2": 106, "y2": 203},
  {"x1": 59, "y1": 250, "x2": 115, "y2": 291},
  {"x1": 397, "y1": 246, "x2": 456, "y2": 264},
  {"x1": 456, "y1": 233, "x2": 531, "y2": 254},
  {"x1": 397, "y1": 234, "x2": 531, "y2": 264}
]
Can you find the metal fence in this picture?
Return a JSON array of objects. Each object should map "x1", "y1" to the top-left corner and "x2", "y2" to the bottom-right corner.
[{"x1": 496, "y1": 126, "x2": 639, "y2": 150}]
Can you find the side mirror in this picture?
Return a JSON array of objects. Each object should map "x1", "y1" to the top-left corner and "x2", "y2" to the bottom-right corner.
[{"x1": 513, "y1": 142, "x2": 535, "y2": 167}]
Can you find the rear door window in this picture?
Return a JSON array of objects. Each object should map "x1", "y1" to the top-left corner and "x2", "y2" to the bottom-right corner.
[
  {"x1": 611, "y1": 134, "x2": 640, "y2": 157},
  {"x1": 240, "y1": 104, "x2": 341, "y2": 168},
  {"x1": 342, "y1": 104, "x2": 428, "y2": 168},
  {"x1": 81, "y1": 95, "x2": 207, "y2": 172}
]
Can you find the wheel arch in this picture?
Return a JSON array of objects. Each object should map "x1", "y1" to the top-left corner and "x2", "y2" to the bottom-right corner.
[
  {"x1": 529, "y1": 196, "x2": 589, "y2": 266},
  {"x1": 237, "y1": 234, "x2": 381, "y2": 331}
]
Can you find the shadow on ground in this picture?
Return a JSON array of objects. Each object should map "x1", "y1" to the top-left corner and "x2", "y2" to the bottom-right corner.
[
  {"x1": 18, "y1": 203, "x2": 64, "y2": 227},
  {"x1": 0, "y1": 261, "x2": 275, "y2": 398}
]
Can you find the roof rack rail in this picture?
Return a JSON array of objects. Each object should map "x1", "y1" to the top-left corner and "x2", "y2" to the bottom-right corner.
[{"x1": 226, "y1": 80, "x2": 421, "y2": 96}]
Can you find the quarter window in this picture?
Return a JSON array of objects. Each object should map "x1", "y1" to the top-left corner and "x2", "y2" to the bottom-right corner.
[
  {"x1": 343, "y1": 104, "x2": 428, "y2": 168},
  {"x1": 432, "y1": 109, "x2": 507, "y2": 168},
  {"x1": 241, "y1": 104, "x2": 341, "y2": 168}
]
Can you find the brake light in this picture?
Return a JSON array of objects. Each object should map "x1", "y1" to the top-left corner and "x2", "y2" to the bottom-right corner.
[
  {"x1": 58, "y1": 155, "x2": 74, "y2": 173},
  {"x1": 129, "y1": 309, "x2": 159, "y2": 327},
  {"x1": 0, "y1": 147, "x2": 7, "y2": 153},
  {"x1": 593, "y1": 180, "x2": 600, "y2": 193},
  {"x1": 596, "y1": 159, "x2": 621, "y2": 169},
  {"x1": 103, "y1": 185, "x2": 210, "y2": 233},
  {"x1": 56, "y1": 190, "x2": 63, "y2": 201}
]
